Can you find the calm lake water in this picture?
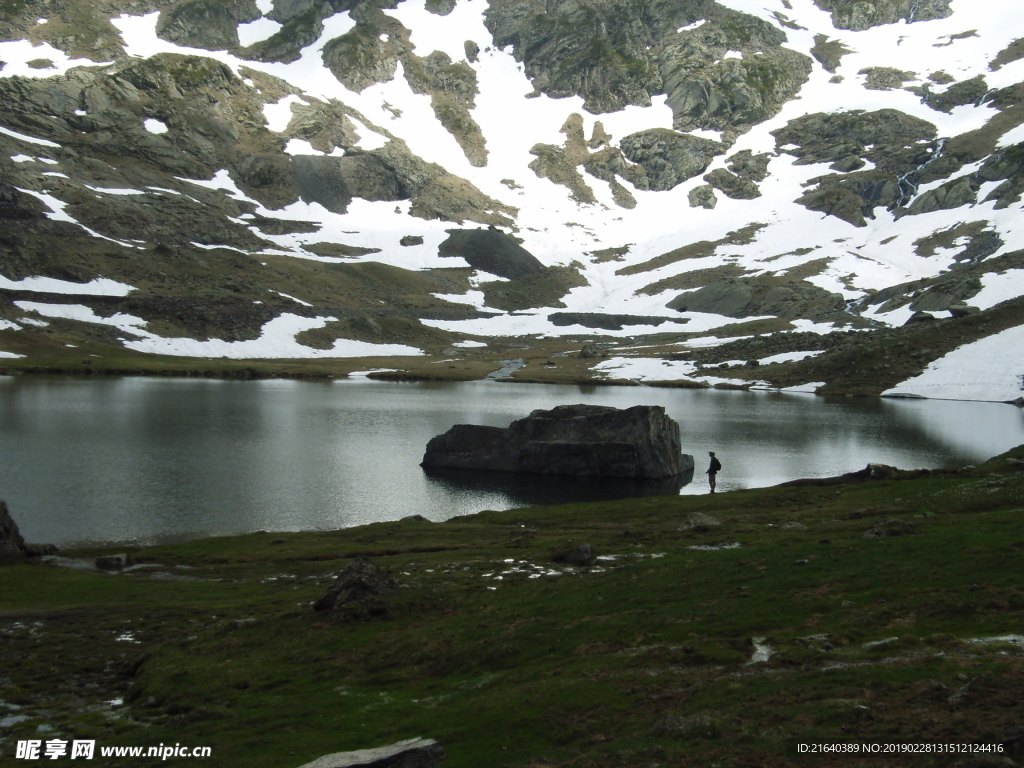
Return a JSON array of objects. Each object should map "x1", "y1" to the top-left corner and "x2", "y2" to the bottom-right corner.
[{"x1": 2, "y1": 376, "x2": 1023, "y2": 546}]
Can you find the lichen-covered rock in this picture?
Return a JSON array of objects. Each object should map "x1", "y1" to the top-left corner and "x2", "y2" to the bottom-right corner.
[
  {"x1": 688, "y1": 184, "x2": 718, "y2": 208},
  {"x1": 422, "y1": 404, "x2": 691, "y2": 479},
  {"x1": 156, "y1": 0, "x2": 261, "y2": 51},
  {"x1": 313, "y1": 557, "x2": 397, "y2": 618},
  {"x1": 813, "y1": 0, "x2": 952, "y2": 30},
  {"x1": 661, "y1": 8, "x2": 812, "y2": 132},
  {"x1": 703, "y1": 168, "x2": 760, "y2": 199},
  {"x1": 667, "y1": 277, "x2": 846, "y2": 320}
]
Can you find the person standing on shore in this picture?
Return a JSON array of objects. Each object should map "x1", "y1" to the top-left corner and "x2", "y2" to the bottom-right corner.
[{"x1": 706, "y1": 451, "x2": 721, "y2": 493}]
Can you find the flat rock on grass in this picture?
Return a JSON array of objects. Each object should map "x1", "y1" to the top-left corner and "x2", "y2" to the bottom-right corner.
[{"x1": 295, "y1": 737, "x2": 444, "y2": 768}]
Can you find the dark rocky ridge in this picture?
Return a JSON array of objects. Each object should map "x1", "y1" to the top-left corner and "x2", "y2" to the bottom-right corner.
[
  {"x1": 422, "y1": 404, "x2": 694, "y2": 479},
  {"x1": 438, "y1": 228, "x2": 545, "y2": 280}
]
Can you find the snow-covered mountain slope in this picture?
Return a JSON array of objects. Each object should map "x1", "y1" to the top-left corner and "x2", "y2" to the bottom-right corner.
[{"x1": 1, "y1": 0, "x2": 1022, "y2": 402}]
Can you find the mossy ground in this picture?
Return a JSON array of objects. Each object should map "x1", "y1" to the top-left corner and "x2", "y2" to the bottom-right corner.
[{"x1": 2, "y1": 447, "x2": 1023, "y2": 767}]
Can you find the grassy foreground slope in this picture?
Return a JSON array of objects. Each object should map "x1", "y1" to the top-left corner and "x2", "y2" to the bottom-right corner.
[{"x1": 2, "y1": 447, "x2": 1023, "y2": 767}]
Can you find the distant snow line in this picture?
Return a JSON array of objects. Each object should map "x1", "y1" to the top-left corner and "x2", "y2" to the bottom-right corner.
[{"x1": 13, "y1": 301, "x2": 423, "y2": 359}]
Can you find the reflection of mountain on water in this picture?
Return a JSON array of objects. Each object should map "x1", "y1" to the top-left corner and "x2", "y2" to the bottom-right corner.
[{"x1": 422, "y1": 466, "x2": 693, "y2": 508}]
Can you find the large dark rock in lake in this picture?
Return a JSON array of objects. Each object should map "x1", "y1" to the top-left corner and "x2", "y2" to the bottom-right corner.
[
  {"x1": 422, "y1": 404, "x2": 693, "y2": 479},
  {"x1": 1, "y1": 500, "x2": 55, "y2": 559}
]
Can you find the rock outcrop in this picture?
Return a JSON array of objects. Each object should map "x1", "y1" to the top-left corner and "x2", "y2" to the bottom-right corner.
[
  {"x1": 0, "y1": 500, "x2": 29, "y2": 558},
  {"x1": 313, "y1": 557, "x2": 397, "y2": 620},
  {"x1": 421, "y1": 404, "x2": 693, "y2": 479},
  {"x1": 0, "y1": 500, "x2": 55, "y2": 559},
  {"x1": 438, "y1": 228, "x2": 545, "y2": 279}
]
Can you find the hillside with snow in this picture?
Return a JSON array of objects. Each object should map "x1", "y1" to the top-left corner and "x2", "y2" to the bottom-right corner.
[{"x1": 1, "y1": 0, "x2": 1022, "y2": 402}]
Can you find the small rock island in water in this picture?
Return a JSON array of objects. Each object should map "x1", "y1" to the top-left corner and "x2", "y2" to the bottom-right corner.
[{"x1": 421, "y1": 404, "x2": 694, "y2": 479}]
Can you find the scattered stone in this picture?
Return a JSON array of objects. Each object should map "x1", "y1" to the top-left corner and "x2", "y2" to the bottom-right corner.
[
  {"x1": 295, "y1": 737, "x2": 444, "y2": 768},
  {"x1": 400, "y1": 235, "x2": 424, "y2": 246},
  {"x1": 578, "y1": 343, "x2": 606, "y2": 359},
  {"x1": 688, "y1": 184, "x2": 718, "y2": 209},
  {"x1": 313, "y1": 557, "x2": 397, "y2": 619},
  {"x1": 863, "y1": 518, "x2": 918, "y2": 539},
  {"x1": 95, "y1": 554, "x2": 129, "y2": 571},
  {"x1": 781, "y1": 521, "x2": 807, "y2": 531},
  {"x1": 905, "y1": 310, "x2": 938, "y2": 325},
  {"x1": 552, "y1": 543, "x2": 595, "y2": 567},
  {"x1": 678, "y1": 513, "x2": 721, "y2": 533},
  {"x1": 794, "y1": 559, "x2": 810, "y2": 565},
  {"x1": 652, "y1": 711, "x2": 717, "y2": 738},
  {"x1": 422, "y1": 404, "x2": 693, "y2": 479}
]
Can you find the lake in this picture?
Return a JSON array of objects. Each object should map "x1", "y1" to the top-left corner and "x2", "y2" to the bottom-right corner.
[{"x1": 2, "y1": 376, "x2": 1023, "y2": 547}]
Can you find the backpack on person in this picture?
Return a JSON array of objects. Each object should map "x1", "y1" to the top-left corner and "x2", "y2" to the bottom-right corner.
[{"x1": 711, "y1": 457, "x2": 722, "y2": 473}]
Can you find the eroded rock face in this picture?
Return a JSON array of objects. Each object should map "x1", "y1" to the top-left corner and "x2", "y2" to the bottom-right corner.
[
  {"x1": 813, "y1": 0, "x2": 952, "y2": 30},
  {"x1": 422, "y1": 404, "x2": 691, "y2": 479}
]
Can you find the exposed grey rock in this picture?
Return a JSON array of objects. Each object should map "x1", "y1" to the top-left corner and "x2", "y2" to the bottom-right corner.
[
  {"x1": 904, "y1": 310, "x2": 938, "y2": 325},
  {"x1": 703, "y1": 168, "x2": 760, "y2": 199},
  {"x1": 578, "y1": 343, "x2": 607, "y2": 359},
  {"x1": 727, "y1": 150, "x2": 771, "y2": 181},
  {"x1": 438, "y1": 228, "x2": 545, "y2": 280},
  {"x1": 906, "y1": 176, "x2": 978, "y2": 215},
  {"x1": 661, "y1": 8, "x2": 812, "y2": 132},
  {"x1": 924, "y1": 75, "x2": 989, "y2": 113},
  {"x1": 617, "y1": 129, "x2": 723, "y2": 191},
  {"x1": 688, "y1": 184, "x2": 718, "y2": 209},
  {"x1": 652, "y1": 711, "x2": 717, "y2": 737},
  {"x1": 859, "y1": 67, "x2": 916, "y2": 91},
  {"x1": 678, "y1": 512, "x2": 721, "y2": 532},
  {"x1": 948, "y1": 303, "x2": 980, "y2": 318},
  {"x1": 295, "y1": 737, "x2": 444, "y2": 768},
  {"x1": 156, "y1": 0, "x2": 261, "y2": 51},
  {"x1": 667, "y1": 278, "x2": 845, "y2": 320},
  {"x1": 552, "y1": 543, "x2": 596, "y2": 566},
  {"x1": 313, "y1": 557, "x2": 397, "y2": 618},
  {"x1": 95, "y1": 554, "x2": 128, "y2": 571},
  {"x1": 813, "y1": 0, "x2": 952, "y2": 30},
  {"x1": 781, "y1": 521, "x2": 807, "y2": 531},
  {"x1": 863, "y1": 518, "x2": 917, "y2": 539},
  {"x1": 400, "y1": 235, "x2": 424, "y2": 246},
  {"x1": 422, "y1": 404, "x2": 691, "y2": 479}
]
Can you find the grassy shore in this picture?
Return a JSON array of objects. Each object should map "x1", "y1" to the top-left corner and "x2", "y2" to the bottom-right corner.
[{"x1": 2, "y1": 447, "x2": 1023, "y2": 767}]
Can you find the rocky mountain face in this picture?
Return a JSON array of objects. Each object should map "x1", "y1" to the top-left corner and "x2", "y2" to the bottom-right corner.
[{"x1": 1, "y1": 0, "x2": 1022, "y2": 401}]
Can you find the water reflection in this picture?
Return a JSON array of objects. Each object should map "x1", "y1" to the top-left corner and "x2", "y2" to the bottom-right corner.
[
  {"x1": 1, "y1": 376, "x2": 1022, "y2": 546},
  {"x1": 421, "y1": 465, "x2": 691, "y2": 510}
]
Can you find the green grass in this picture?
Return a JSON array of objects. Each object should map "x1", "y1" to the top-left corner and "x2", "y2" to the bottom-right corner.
[{"x1": 2, "y1": 448, "x2": 1023, "y2": 766}]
